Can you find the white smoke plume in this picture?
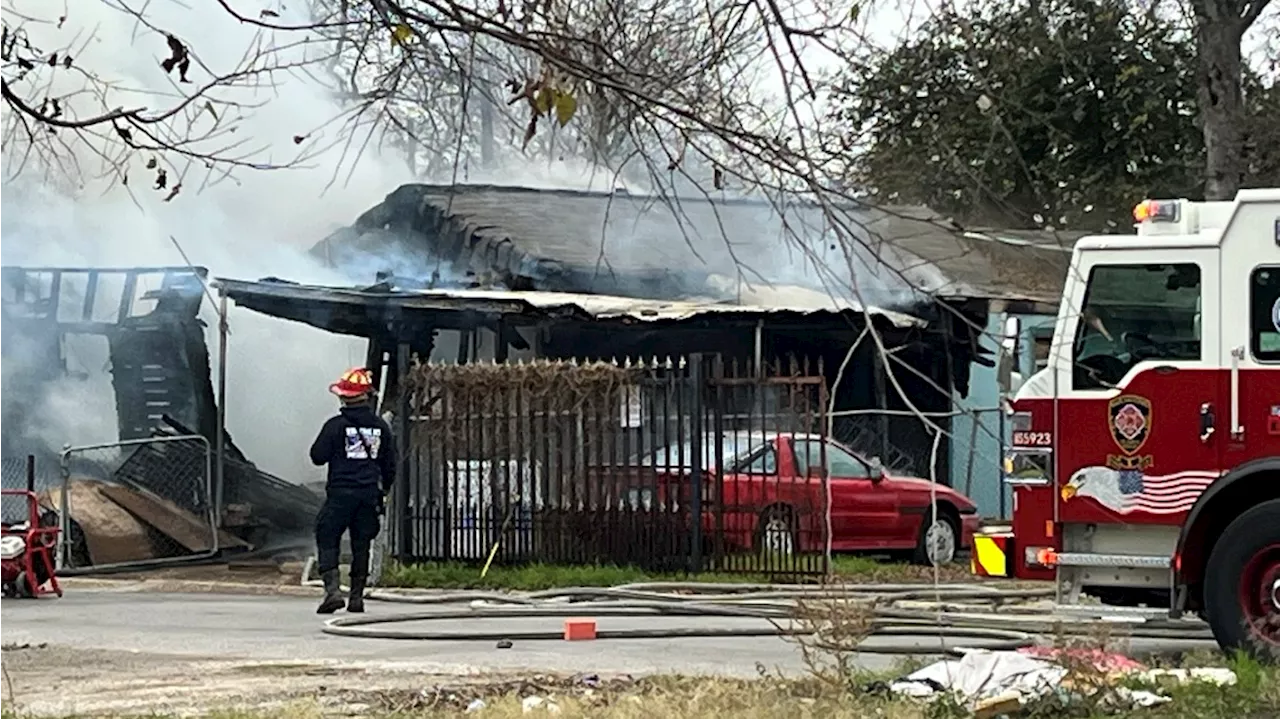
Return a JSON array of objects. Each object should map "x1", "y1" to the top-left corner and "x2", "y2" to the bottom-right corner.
[
  {"x1": 1, "y1": 1, "x2": 917, "y2": 485},
  {"x1": 0, "y1": 1, "x2": 665, "y2": 484},
  {"x1": 0, "y1": 1, "x2": 406, "y2": 484}
]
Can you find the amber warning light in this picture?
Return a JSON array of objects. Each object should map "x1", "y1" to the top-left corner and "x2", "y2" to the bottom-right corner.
[{"x1": 1133, "y1": 199, "x2": 1180, "y2": 223}]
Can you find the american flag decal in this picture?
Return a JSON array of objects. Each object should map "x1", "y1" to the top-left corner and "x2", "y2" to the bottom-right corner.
[{"x1": 1063, "y1": 467, "x2": 1219, "y2": 515}]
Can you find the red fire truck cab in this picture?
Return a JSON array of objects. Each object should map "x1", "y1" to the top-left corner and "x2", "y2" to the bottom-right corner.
[{"x1": 972, "y1": 188, "x2": 1280, "y2": 655}]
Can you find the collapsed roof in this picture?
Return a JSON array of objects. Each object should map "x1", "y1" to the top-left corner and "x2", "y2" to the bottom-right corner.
[
  {"x1": 311, "y1": 184, "x2": 1082, "y2": 308},
  {"x1": 212, "y1": 278, "x2": 925, "y2": 337}
]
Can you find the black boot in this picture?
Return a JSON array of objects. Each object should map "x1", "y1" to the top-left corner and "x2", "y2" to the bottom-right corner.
[
  {"x1": 347, "y1": 576, "x2": 366, "y2": 613},
  {"x1": 316, "y1": 569, "x2": 345, "y2": 614}
]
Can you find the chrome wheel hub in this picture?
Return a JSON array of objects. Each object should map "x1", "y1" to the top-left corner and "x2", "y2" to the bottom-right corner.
[{"x1": 926, "y1": 521, "x2": 956, "y2": 565}]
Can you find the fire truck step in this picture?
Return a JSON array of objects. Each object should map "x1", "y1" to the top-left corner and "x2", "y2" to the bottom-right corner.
[
  {"x1": 1054, "y1": 553, "x2": 1171, "y2": 569},
  {"x1": 1052, "y1": 604, "x2": 1175, "y2": 621}
]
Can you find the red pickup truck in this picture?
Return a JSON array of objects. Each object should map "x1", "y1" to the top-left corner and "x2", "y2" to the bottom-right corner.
[{"x1": 617, "y1": 432, "x2": 981, "y2": 565}]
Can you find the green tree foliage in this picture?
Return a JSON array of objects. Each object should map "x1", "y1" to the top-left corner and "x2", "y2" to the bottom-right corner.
[{"x1": 830, "y1": 0, "x2": 1277, "y2": 231}]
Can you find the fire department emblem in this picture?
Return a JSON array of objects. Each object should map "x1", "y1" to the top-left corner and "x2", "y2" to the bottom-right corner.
[{"x1": 1108, "y1": 394, "x2": 1152, "y2": 455}]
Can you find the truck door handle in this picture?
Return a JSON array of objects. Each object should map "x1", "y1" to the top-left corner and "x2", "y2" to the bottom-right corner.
[
  {"x1": 1199, "y1": 402, "x2": 1216, "y2": 442},
  {"x1": 1230, "y1": 346, "x2": 1245, "y2": 440}
]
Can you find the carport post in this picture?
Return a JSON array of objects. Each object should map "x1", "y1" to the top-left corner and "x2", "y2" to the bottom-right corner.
[
  {"x1": 395, "y1": 341, "x2": 412, "y2": 560},
  {"x1": 214, "y1": 289, "x2": 228, "y2": 527},
  {"x1": 754, "y1": 319, "x2": 763, "y2": 377}
]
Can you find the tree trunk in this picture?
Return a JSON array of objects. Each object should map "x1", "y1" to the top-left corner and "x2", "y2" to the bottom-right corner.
[{"x1": 1194, "y1": 13, "x2": 1245, "y2": 200}]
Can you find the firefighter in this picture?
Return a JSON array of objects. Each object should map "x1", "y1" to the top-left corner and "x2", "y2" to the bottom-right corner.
[{"x1": 309, "y1": 367, "x2": 397, "y2": 614}]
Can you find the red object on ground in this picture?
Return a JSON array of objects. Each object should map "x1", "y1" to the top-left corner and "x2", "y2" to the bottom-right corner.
[
  {"x1": 564, "y1": 618, "x2": 597, "y2": 641},
  {"x1": 1017, "y1": 646, "x2": 1146, "y2": 674},
  {"x1": 1, "y1": 489, "x2": 63, "y2": 599}
]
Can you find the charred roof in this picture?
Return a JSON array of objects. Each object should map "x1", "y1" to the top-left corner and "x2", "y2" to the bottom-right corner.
[{"x1": 311, "y1": 184, "x2": 1082, "y2": 307}]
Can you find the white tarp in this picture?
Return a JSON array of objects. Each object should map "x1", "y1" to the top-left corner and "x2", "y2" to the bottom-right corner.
[
  {"x1": 890, "y1": 649, "x2": 1066, "y2": 705},
  {"x1": 889, "y1": 648, "x2": 1238, "y2": 714}
]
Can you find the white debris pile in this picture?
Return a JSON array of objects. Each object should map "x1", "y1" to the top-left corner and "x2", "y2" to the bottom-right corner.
[
  {"x1": 521, "y1": 695, "x2": 563, "y2": 714},
  {"x1": 888, "y1": 648, "x2": 1237, "y2": 716}
]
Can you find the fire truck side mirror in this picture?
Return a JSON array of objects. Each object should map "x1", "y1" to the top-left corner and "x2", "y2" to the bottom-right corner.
[{"x1": 997, "y1": 316, "x2": 1022, "y2": 395}]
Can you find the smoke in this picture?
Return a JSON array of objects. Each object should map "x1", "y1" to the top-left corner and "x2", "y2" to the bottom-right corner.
[
  {"x1": 0, "y1": 0, "x2": 928, "y2": 486},
  {"x1": 0, "y1": 0, "x2": 413, "y2": 484}
]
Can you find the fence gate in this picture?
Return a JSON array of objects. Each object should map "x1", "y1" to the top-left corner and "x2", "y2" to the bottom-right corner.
[{"x1": 58, "y1": 435, "x2": 220, "y2": 571}]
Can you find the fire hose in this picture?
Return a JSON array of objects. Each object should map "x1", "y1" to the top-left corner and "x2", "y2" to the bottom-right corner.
[
  {"x1": 301, "y1": 513, "x2": 1214, "y2": 654},
  {"x1": 307, "y1": 579, "x2": 1217, "y2": 655}
]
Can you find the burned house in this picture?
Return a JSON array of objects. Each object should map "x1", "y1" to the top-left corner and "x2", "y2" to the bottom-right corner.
[
  {"x1": 0, "y1": 266, "x2": 320, "y2": 569},
  {"x1": 0, "y1": 267, "x2": 221, "y2": 467},
  {"x1": 301, "y1": 184, "x2": 1072, "y2": 470},
  {"x1": 207, "y1": 181, "x2": 1080, "y2": 562}
]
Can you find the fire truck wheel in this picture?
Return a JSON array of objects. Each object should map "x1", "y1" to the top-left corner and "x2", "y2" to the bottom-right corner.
[{"x1": 1203, "y1": 498, "x2": 1280, "y2": 656}]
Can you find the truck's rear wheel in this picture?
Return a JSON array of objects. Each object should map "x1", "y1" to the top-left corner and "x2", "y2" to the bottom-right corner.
[{"x1": 1204, "y1": 498, "x2": 1280, "y2": 658}]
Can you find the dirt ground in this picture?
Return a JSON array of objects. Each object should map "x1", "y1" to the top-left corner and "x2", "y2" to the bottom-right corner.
[{"x1": 0, "y1": 643, "x2": 623, "y2": 716}]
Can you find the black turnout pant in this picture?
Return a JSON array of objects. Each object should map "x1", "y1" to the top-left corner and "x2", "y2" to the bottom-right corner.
[{"x1": 315, "y1": 487, "x2": 382, "y2": 580}]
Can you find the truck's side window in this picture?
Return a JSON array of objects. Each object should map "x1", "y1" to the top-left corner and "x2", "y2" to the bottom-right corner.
[
  {"x1": 1250, "y1": 266, "x2": 1280, "y2": 362},
  {"x1": 1072, "y1": 263, "x2": 1202, "y2": 390}
]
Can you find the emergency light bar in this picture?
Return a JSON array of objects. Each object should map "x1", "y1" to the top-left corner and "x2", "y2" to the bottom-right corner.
[{"x1": 1133, "y1": 199, "x2": 1181, "y2": 223}]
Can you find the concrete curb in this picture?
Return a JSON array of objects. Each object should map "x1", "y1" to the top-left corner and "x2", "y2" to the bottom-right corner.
[{"x1": 59, "y1": 577, "x2": 323, "y2": 597}]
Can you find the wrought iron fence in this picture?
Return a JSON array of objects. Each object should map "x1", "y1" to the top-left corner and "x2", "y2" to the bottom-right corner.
[
  {"x1": 391, "y1": 354, "x2": 831, "y2": 577},
  {"x1": 57, "y1": 435, "x2": 217, "y2": 571}
]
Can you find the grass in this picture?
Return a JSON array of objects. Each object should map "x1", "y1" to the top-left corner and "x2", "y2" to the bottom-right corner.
[
  {"x1": 379, "y1": 554, "x2": 974, "y2": 590},
  {"x1": 4, "y1": 654, "x2": 1276, "y2": 718}
]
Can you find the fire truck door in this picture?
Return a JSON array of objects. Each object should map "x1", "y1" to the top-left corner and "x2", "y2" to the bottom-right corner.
[
  {"x1": 1232, "y1": 265, "x2": 1280, "y2": 467},
  {"x1": 1055, "y1": 251, "x2": 1222, "y2": 525}
]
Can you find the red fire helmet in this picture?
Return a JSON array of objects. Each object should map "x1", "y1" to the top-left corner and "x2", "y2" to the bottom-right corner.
[{"x1": 329, "y1": 367, "x2": 374, "y2": 398}]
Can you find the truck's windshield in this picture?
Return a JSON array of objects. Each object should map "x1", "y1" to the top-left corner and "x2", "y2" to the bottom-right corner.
[{"x1": 1072, "y1": 263, "x2": 1202, "y2": 390}]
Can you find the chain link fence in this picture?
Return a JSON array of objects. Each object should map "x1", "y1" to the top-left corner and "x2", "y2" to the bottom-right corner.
[
  {"x1": 833, "y1": 406, "x2": 1009, "y2": 519},
  {"x1": 834, "y1": 409, "x2": 950, "y2": 481},
  {"x1": 2, "y1": 456, "x2": 34, "y2": 525},
  {"x1": 58, "y1": 435, "x2": 218, "y2": 571}
]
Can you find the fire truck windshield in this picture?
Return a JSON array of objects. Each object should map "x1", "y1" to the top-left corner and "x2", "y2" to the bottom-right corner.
[{"x1": 1072, "y1": 263, "x2": 1202, "y2": 390}]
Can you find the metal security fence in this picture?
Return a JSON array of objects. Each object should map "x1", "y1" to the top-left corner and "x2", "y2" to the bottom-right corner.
[
  {"x1": 391, "y1": 354, "x2": 831, "y2": 577},
  {"x1": 58, "y1": 435, "x2": 218, "y2": 571}
]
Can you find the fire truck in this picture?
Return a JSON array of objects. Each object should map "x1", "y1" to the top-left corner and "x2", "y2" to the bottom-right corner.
[{"x1": 972, "y1": 188, "x2": 1280, "y2": 654}]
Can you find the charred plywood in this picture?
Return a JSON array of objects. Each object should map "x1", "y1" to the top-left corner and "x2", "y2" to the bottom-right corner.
[
  {"x1": 39, "y1": 481, "x2": 156, "y2": 565},
  {"x1": 97, "y1": 483, "x2": 248, "y2": 552},
  {"x1": 2, "y1": 266, "x2": 322, "y2": 563}
]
